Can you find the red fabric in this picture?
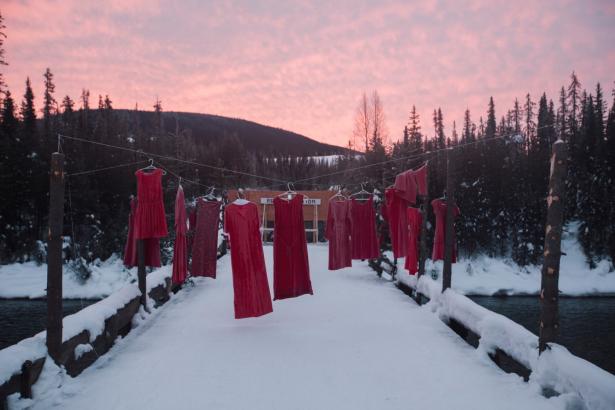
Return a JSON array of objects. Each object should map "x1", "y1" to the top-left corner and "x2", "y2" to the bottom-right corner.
[
  {"x1": 349, "y1": 197, "x2": 380, "y2": 260},
  {"x1": 394, "y1": 170, "x2": 417, "y2": 204},
  {"x1": 431, "y1": 198, "x2": 460, "y2": 262},
  {"x1": 187, "y1": 206, "x2": 197, "y2": 252},
  {"x1": 134, "y1": 168, "x2": 168, "y2": 239},
  {"x1": 191, "y1": 199, "x2": 220, "y2": 278},
  {"x1": 413, "y1": 164, "x2": 428, "y2": 197},
  {"x1": 273, "y1": 194, "x2": 313, "y2": 300},
  {"x1": 385, "y1": 188, "x2": 409, "y2": 258},
  {"x1": 404, "y1": 207, "x2": 422, "y2": 274},
  {"x1": 123, "y1": 198, "x2": 161, "y2": 268},
  {"x1": 224, "y1": 202, "x2": 273, "y2": 319},
  {"x1": 326, "y1": 199, "x2": 352, "y2": 270},
  {"x1": 172, "y1": 186, "x2": 188, "y2": 285}
]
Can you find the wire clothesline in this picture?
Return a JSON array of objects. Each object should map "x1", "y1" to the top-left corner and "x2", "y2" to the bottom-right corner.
[{"x1": 59, "y1": 124, "x2": 554, "y2": 188}]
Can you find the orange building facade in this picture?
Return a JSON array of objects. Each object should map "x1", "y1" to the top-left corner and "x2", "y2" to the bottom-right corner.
[{"x1": 225, "y1": 189, "x2": 337, "y2": 243}]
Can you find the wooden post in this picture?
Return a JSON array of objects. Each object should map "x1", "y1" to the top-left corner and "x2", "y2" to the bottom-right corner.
[
  {"x1": 539, "y1": 140, "x2": 567, "y2": 353},
  {"x1": 418, "y1": 167, "x2": 430, "y2": 278},
  {"x1": 442, "y1": 148, "x2": 456, "y2": 292},
  {"x1": 137, "y1": 239, "x2": 147, "y2": 308},
  {"x1": 19, "y1": 361, "x2": 32, "y2": 398},
  {"x1": 47, "y1": 152, "x2": 64, "y2": 363}
]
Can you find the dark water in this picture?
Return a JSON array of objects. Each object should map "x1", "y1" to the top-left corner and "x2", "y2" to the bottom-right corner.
[
  {"x1": 470, "y1": 296, "x2": 615, "y2": 375},
  {"x1": 0, "y1": 299, "x2": 97, "y2": 350}
]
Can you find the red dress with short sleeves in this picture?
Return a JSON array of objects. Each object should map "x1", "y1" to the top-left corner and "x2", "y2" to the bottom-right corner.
[
  {"x1": 224, "y1": 202, "x2": 273, "y2": 319},
  {"x1": 385, "y1": 188, "x2": 409, "y2": 259},
  {"x1": 431, "y1": 198, "x2": 460, "y2": 262}
]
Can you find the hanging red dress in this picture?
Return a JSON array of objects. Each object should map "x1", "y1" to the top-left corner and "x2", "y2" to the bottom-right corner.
[
  {"x1": 431, "y1": 198, "x2": 460, "y2": 262},
  {"x1": 172, "y1": 186, "x2": 188, "y2": 285},
  {"x1": 123, "y1": 197, "x2": 161, "y2": 268},
  {"x1": 413, "y1": 164, "x2": 428, "y2": 197},
  {"x1": 394, "y1": 170, "x2": 417, "y2": 204},
  {"x1": 187, "y1": 206, "x2": 197, "y2": 253},
  {"x1": 326, "y1": 199, "x2": 352, "y2": 270},
  {"x1": 224, "y1": 201, "x2": 273, "y2": 319},
  {"x1": 273, "y1": 194, "x2": 313, "y2": 300},
  {"x1": 404, "y1": 207, "x2": 422, "y2": 274},
  {"x1": 191, "y1": 198, "x2": 220, "y2": 278},
  {"x1": 385, "y1": 188, "x2": 409, "y2": 258},
  {"x1": 350, "y1": 197, "x2": 380, "y2": 260},
  {"x1": 134, "y1": 168, "x2": 168, "y2": 239}
]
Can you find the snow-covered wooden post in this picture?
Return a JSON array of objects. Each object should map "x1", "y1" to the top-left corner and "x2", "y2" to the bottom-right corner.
[
  {"x1": 442, "y1": 148, "x2": 456, "y2": 292},
  {"x1": 47, "y1": 152, "x2": 65, "y2": 362},
  {"x1": 137, "y1": 239, "x2": 147, "y2": 308},
  {"x1": 539, "y1": 140, "x2": 567, "y2": 353}
]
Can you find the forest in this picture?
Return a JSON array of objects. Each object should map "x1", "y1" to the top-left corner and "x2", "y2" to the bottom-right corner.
[{"x1": 0, "y1": 13, "x2": 614, "y2": 269}]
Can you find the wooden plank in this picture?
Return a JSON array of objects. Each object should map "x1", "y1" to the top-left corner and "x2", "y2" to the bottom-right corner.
[
  {"x1": 539, "y1": 141, "x2": 568, "y2": 353},
  {"x1": 47, "y1": 152, "x2": 65, "y2": 363}
]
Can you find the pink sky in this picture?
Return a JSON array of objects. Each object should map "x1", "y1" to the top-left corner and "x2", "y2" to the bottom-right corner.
[{"x1": 3, "y1": 0, "x2": 615, "y2": 147}]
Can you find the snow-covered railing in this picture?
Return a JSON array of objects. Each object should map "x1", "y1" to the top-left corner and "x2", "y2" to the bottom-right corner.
[
  {"x1": 396, "y1": 274, "x2": 615, "y2": 410},
  {"x1": 0, "y1": 269, "x2": 172, "y2": 405}
]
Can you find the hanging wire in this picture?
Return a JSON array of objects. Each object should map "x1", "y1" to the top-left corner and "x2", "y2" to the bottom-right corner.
[
  {"x1": 58, "y1": 134, "x2": 288, "y2": 185},
  {"x1": 66, "y1": 160, "x2": 148, "y2": 177}
]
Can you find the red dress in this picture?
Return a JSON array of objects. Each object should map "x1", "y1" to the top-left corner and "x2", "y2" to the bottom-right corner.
[
  {"x1": 134, "y1": 168, "x2": 168, "y2": 239},
  {"x1": 431, "y1": 198, "x2": 460, "y2": 262},
  {"x1": 385, "y1": 188, "x2": 409, "y2": 258},
  {"x1": 172, "y1": 186, "x2": 188, "y2": 285},
  {"x1": 273, "y1": 195, "x2": 313, "y2": 300},
  {"x1": 325, "y1": 199, "x2": 352, "y2": 270},
  {"x1": 394, "y1": 170, "x2": 417, "y2": 204},
  {"x1": 413, "y1": 164, "x2": 428, "y2": 197},
  {"x1": 123, "y1": 197, "x2": 161, "y2": 268},
  {"x1": 350, "y1": 197, "x2": 380, "y2": 260},
  {"x1": 404, "y1": 207, "x2": 422, "y2": 274},
  {"x1": 191, "y1": 199, "x2": 220, "y2": 278},
  {"x1": 224, "y1": 201, "x2": 273, "y2": 319}
]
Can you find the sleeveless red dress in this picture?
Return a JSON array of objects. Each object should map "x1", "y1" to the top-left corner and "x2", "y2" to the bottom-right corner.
[
  {"x1": 191, "y1": 199, "x2": 220, "y2": 278},
  {"x1": 404, "y1": 207, "x2": 422, "y2": 274},
  {"x1": 350, "y1": 197, "x2": 380, "y2": 260},
  {"x1": 326, "y1": 199, "x2": 352, "y2": 270},
  {"x1": 224, "y1": 202, "x2": 273, "y2": 319},
  {"x1": 431, "y1": 198, "x2": 460, "y2": 262},
  {"x1": 172, "y1": 186, "x2": 188, "y2": 285},
  {"x1": 273, "y1": 194, "x2": 313, "y2": 300},
  {"x1": 134, "y1": 168, "x2": 168, "y2": 239}
]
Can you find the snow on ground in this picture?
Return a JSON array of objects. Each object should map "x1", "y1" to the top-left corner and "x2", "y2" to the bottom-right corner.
[
  {"x1": 9, "y1": 245, "x2": 576, "y2": 410},
  {"x1": 0, "y1": 255, "x2": 137, "y2": 299},
  {"x1": 393, "y1": 222, "x2": 614, "y2": 296},
  {"x1": 0, "y1": 267, "x2": 170, "y2": 386}
]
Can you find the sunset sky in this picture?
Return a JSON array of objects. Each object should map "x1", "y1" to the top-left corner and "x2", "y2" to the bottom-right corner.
[{"x1": 3, "y1": 0, "x2": 615, "y2": 147}]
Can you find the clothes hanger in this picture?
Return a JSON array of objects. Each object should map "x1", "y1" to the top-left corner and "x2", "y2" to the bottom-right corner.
[
  {"x1": 330, "y1": 187, "x2": 347, "y2": 202},
  {"x1": 140, "y1": 158, "x2": 167, "y2": 175},
  {"x1": 233, "y1": 188, "x2": 249, "y2": 205},
  {"x1": 350, "y1": 183, "x2": 371, "y2": 201},
  {"x1": 204, "y1": 186, "x2": 216, "y2": 201},
  {"x1": 277, "y1": 182, "x2": 297, "y2": 201}
]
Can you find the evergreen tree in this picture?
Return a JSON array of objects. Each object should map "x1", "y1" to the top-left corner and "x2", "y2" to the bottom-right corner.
[
  {"x1": 485, "y1": 97, "x2": 497, "y2": 139},
  {"x1": 42, "y1": 67, "x2": 56, "y2": 140},
  {"x1": 0, "y1": 12, "x2": 7, "y2": 98}
]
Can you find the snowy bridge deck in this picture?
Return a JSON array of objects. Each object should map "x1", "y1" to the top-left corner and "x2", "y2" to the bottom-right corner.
[{"x1": 23, "y1": 246, "x2": 591, "y2": 409}]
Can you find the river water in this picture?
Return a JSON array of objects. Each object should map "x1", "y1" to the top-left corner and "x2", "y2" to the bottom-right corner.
[
  {"x1": 1, "y1": 297, "x2": 614, "y2": 375},
  {"x1": 470, "y1": 296, "x2": 615, "y2": 375},
  {"x1": 0, "y1": 299, "x2": 97, "y2": 350}
]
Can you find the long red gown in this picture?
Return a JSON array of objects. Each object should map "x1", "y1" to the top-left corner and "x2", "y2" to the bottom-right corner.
[
  {"x1": 224, "y1": 201, "x2": 273, "y2": 319},
  {"x1": 385, "y1": 188, "x2": 409, "y2": 258},
  {"x1": 413, "y1": 164, "x2": 428, "y2": 197},
  {"x1": 134, "y1": 168, "x2": 168, "y2": 239},
  {"x1": 431, "y1": 198, "x2": 460, "y2": 262},
  {"x1": 350, "y1": 197, "x2": 380, "y2": 260},
  {"x1": 405, "y1": 207, "x2": 422, "y2": 274},
  {"x1": 325, "y1": 199, "x2": 352, "y2": 270},
  {"x1": 123, "y1": 197, "x2": 161, "y2": 268},
  {"x1": 172, "y1": 186, "x2": 188, "y2": 285},
  {"x1": 191, "y1": 199, "x2": 220, "y2": 278},
  {"x1": 273, "y1": 194, "x2": 313, "y2": 300}
]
